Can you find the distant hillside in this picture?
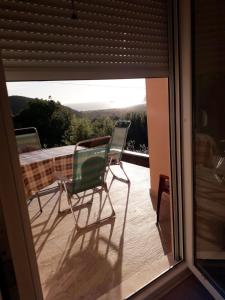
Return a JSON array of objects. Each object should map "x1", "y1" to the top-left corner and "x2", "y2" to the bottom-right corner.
[
  {"x1": 82, "y1": 104, "x2": 146, "y2": 119},
  {"x1": 9, "y1": 95, "x2": 146, "y2": 119},
  {"x1": 61, "y1": 103, "x2": 82, "y2": 117},
  {"x1": 9, "y1": 95, "x2": 32, "y2": 115},
  {"x1": 9, "y1": 95, "x2": 82, "y2": 117}
]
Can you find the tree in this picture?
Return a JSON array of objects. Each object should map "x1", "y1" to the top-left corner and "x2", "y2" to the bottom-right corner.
[
  {"x1": 126, "y1": 112, "x2": 148, "y2": 152},
  {"x1": 13, "y1": 97, "x2": 148, "y2": 153},
  {"x1": 92, "y1": 117, "x2": 115, "y2": 137},
  {"x1": 64, "y1": 116, "x2": 115, "y2": 145},
  {"x1": 13, "y1": 99, "x2": 72, "y2": 147},
  {"x1": 64, "y1": 117, "x2": 93, "y2": 145}
]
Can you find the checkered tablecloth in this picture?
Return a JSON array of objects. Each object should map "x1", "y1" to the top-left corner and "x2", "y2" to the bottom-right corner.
[{"x1": 19, "y1": 145, "x2": 77, "y2": 198}]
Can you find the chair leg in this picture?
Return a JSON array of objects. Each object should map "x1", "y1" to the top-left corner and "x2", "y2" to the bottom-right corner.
[
  {"x1": 109, "y1": 165, "x2": 115, "y2": 177},
  {"x1": 105, "y1": 157, "x2": 112, "y2": 181},
  {"x1": 119, "y1": 161, "x2": 130, "y2": 183},
  {"x1": 37, "y1": 193, "x2": 42, "y2": 213},
  {"x1": 109, "y1": 160, "x2": 130, "y2": 184},
  {"x1": 61, "y1": 183, "x2": 115, "y2": 230},
  {"x1": 75, "y1": 186, "x2": 115, "y2": 230},
  {"x1": 58, "y1": 182, "x2": 63, "y2": 213},
  {"x1": 97, "y1": 189, "x2": 103, "y2": 222},
  {"x1": 103, "y1": 184, "x2": 115, "y2": 218},
  {"x1": 67, "y1": 194, "x2": 78, "y2": 226}
]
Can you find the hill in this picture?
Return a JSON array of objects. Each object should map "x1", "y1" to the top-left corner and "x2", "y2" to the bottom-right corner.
[
  {"x1": 9, "y1": 95, "x2": 146, "y2": 119},
  {"x1": 9, "y1": 95, "x2": 81, "y2": 117},
  {"x1": 9, "y1": 95, "x2": 32, "y2": 115},
  {"x1": 82, "y1": 104, "x2": 146, "y2": 119}
]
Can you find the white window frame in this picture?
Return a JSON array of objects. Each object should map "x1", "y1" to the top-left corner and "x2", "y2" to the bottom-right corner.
[
  {"x1": 0, "y1": 57, "x2": 188, "y2": 300},
  {"x1": 0, "y1": 56, "x2": 43, "y2": 300},
  {"x1": 180, "y1": 0, "x2": 224, "y2": 299},
  {"x1": 3, "y1": 0, "x2": 220, "y2": 298}
]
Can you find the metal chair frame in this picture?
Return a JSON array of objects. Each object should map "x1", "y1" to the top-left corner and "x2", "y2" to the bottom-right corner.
[
  {"x1": 108, "y1": 120, "x2": 131, "y2": 183},
  {"x1": 15, "y1": 127, "x2": 42, "y2": 153},
  {"x1": 58, "y1": 136, "x2": 115, "y2": 230},
  {"x1": 15, "y1": 127, "x2": 43, "y2": 212}
]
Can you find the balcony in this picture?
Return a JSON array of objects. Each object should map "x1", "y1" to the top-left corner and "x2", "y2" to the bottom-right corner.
[{"x1": 28, "y1": 161, "x2": 174, "y2": 300}]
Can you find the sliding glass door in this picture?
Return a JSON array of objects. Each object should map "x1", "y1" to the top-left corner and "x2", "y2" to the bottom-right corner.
[{"x1": 192, "y1": 0, "x2": 225, "y2": 297}]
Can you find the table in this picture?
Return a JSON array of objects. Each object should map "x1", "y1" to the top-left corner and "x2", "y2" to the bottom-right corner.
[{"x1": 19, "y1": 145, "x2": 77, "y2": 198}]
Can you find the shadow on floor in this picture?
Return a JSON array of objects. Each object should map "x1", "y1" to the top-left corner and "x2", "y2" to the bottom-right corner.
[{"x1": 36, "y1": 179, "x2": 131, "y2": 300}]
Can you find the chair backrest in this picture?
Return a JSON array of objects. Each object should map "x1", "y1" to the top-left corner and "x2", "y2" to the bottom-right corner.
[
  {"x1": 109, "y1": 120, "x2": 131, "y2": 161},
  {"x1": 71, "y1": 136, "x2": 111, "y2": 194},
  {"x1": 15, "y1": 127, "x2": 42, "y2": 154}
]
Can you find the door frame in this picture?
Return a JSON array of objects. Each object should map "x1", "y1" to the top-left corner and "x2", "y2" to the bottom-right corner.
[
  {"x1": 0, "y1": 0, "x2": 201, "y2": 300},
  {"x1": 0, "y1": 57, "x2": 188, "y2": 300},
  {"x1": 179, "y1": 0, "x2": 224, "y2": 299},
  {"x1": 0, "y1": 55, "x2": 43, "y2": 300}
]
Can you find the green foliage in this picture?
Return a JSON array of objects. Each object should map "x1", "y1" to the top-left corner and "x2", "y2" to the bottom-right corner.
[
  {"x1": 9, "y1": 95, "x2": 81, "y2": 117},
  {"x1": 14, "y1": 99, "x2": 72, "y2": 147},
  {"x1": 92, "y1": 117, "x2": 115, "y2": 137},
  {"x1": 64, "y1": 116, "x2": 115, "y2": 145},
  {"x1": 9, "y1": 95, "x2": 33, "y2": 115},
  {"x1": 13, "y1": 97, "x2": 148, "y2": 153},
  {"x1": 126, "y1": 112, "x2": 148, "y2": 153},
  {"x1": 64, "y1": 117, "x2": 93, "y2": 145}
]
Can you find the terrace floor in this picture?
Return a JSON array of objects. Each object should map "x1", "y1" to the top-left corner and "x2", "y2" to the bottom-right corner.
[{"x1": 28, "y1": 162, "x2": 174, "y2": 300}]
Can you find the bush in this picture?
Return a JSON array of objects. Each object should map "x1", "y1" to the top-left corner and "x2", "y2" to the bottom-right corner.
[{"x1": 13, "y1": 99, "x2": 72, "y2": 147}]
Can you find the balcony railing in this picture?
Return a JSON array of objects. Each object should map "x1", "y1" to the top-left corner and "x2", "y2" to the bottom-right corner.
[{"x1": 122, "y1": 150, "x2": 149, "y2": 168}]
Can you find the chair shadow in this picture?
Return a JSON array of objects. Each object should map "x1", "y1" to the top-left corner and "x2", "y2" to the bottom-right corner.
[
  {"x1": 30, "y1": 190, "x2": 58, "y2": 224},
  {"x1": 42, "y1": 177, "x2": 131, "y2": 300},
  {"x1": 32, "y1": 191, "x2": 95, "y2": 259}
]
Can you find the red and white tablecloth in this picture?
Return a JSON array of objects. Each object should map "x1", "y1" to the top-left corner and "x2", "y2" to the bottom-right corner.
[{"x1": 19, "y1": 145, "x2": 77, "y2": 198}]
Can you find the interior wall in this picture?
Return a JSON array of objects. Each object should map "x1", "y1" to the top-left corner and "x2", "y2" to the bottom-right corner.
[
  {"x1": 0, "y1": 56, "x2": 43, "y2": 300},
  {"x1": 146, "y1": 78, "x2": 170, "y2": 198},
  {"x1": 0, "y1": 199, "x2": 19, "y2": 300}
]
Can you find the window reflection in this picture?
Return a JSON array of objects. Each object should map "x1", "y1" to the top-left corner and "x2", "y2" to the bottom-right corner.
[{"x1": 193, "y1": 0, "x2": 225, "y2": 295}]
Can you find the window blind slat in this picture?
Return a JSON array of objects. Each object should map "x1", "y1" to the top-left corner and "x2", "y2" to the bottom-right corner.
[
  {"x1": 0, "y1": 5, "x2": 167, "y2": 27},
  {"x1": 0, "y1": 30, "x2": 167, "y2": 49},
  {"x1": 0, "y1": 0, "x2": 169, "y2": 80},
  {"x1": 195, "y1": 0, "x2": 225, "y2": 74},
  {"x1": 0, "y1": 41, "x2": 168, "y2": 57},
  {"x1": 0, "y1": 19, "x2": 167, "y2": 39}
]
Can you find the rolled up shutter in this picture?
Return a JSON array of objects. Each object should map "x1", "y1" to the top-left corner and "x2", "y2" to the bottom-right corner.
[
  {"x1": 195, "y1": 0, "x2": 225, "y2": 75},
  {"x1": 0, "y1": 0, "x2": 169, "y2": 81}
]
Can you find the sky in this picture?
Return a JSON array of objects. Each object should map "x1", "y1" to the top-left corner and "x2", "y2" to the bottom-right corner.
[{"x1": 7, "y1": 79, "x2": 146, "y2": 111}]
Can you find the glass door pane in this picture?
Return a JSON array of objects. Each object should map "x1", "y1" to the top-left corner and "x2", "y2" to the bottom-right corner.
[{"x1": 192, "y1": 0, "x2": 225, "y2": 297}]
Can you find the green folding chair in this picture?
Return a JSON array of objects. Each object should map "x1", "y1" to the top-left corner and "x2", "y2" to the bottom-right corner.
[
  {"x1": 108, "y1": 120, "x2": 131, "y2": 183},
  {"x1": 15, "y1": 127, "x2": 43, "y2": 212},
  {"x1": 15, "y1": 127, "x2": 41, "y2": 154},
  {"x1": 58, "y1": 136, "x2": 115, "y2": 229}
]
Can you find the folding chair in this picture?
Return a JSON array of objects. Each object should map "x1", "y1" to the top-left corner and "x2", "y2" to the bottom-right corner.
[
  {"x1": 15, "y1": 127, "x2": 43, "y2": 212},
  {"x1": 58, "y1": 136, "x2": 115, "y2": 229},
  {"x1": 108, "y1": 120, "x2": 131, "y2": 183},
  {"x1": 15, "y1": 127, "x2": 41, "y2": 154}
]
